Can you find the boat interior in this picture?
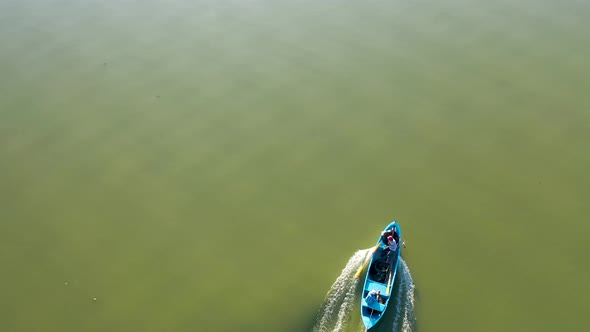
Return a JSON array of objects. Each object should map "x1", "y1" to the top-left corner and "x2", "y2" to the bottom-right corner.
[
  {"x1": 361, "y1": 248, "x2": 397, "y2": 315},
  {"x1": 362, "y1": 224, "x2": 401, "y2": 327},
  {"x1": 368, "y1": 247, "x2": 397, "y2": 283},
  {"x1": 361, "y1": 300, "x2": 387, "y2": 317},
  {"x1": 361, "y1": 285, "x2": 388, "y2": 317}
]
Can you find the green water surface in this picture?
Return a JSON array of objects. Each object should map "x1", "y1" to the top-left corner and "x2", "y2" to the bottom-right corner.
[{"x1": 1, "y1": 1, "x2": 589, "y2": 331}]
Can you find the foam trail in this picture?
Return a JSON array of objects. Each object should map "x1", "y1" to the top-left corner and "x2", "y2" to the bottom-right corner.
[
  {"x1": 391, "y1": 258, "x2": 416, "y2": 332},
  {"x1": 313, "y1": 249, "x2": 371, "y2": 332},
  {"x1": 332, "y1": 268, "x2": 358, "y2": 331}
]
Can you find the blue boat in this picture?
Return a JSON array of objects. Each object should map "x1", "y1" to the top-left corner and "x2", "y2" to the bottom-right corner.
[{"x1": 360, "y1": 221, "x2": 402, "y2": 330}]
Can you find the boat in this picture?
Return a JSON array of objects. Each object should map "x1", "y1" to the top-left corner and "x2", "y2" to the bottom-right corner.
[{"x1": 360, "y1": 221, "x2": 402, "y2": 330}]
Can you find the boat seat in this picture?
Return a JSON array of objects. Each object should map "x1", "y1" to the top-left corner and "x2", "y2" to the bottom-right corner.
[
  {"x1": 362, "y1": 298, "x2": 386, "y2": 312},
  {"x1": 364, "y1": 280, "x2": 387, "y2": 294}
]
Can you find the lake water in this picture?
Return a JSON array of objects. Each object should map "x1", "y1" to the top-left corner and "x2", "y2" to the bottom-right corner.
[{"x1": 1, "y1": 1, "x2": 589, "y2": 331}]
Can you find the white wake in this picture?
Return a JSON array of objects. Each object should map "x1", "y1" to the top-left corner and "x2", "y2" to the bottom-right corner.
[
  {"x1": 391, "y1": 258, "x2": 416, "y2": 332},
  {"x1": 313, "y1": 249, "x2": 371, "y2": 332},
  {"x1": 312, "y1": 251, "x2": 416, "y2": 332}
]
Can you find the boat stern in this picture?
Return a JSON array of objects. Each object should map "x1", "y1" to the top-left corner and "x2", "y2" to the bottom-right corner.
[{"x1": 361, "y1": 313, "x2": 381, "y2": 330}]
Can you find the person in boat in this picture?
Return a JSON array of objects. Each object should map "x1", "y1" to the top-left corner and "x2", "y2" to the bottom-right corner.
[
  {"x1": 379, "y1": 235, "x2": 398, "y2": 266},
  {"x1": 365, "y1": 289, "x2": 383, "y2": 306},
  {"x1": 383, "y1": 235, "x2": 397, "y2": 256},
  {"x1": 389, "y1": 235, "x2": 397, "y2": 249},
  {"x1": 381, "y1": 227, "x2": 399, "y2": 246}
]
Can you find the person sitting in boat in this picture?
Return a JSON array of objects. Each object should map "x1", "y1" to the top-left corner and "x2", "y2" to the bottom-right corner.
[
  {"x1": 365, "y1": 289, "x2": 383, "y2": 306},
  {"x1": 389, "y1": 235, "x2": 398, "y2": 250},
  {"x1": 380, "y1": 236, "x2": 398, "y2": 264},
  {"x1": 383, "y1": 235, "x2": 397, "y2": 255},
  {"x1": 381, "y1": 228, "x2": 399, "y2": 246}
]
